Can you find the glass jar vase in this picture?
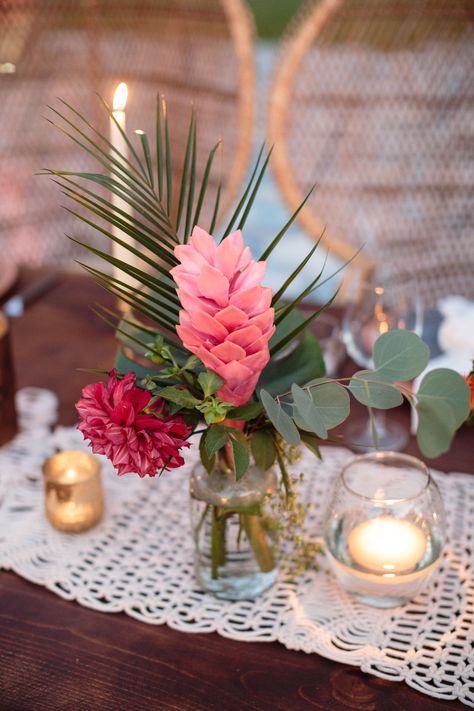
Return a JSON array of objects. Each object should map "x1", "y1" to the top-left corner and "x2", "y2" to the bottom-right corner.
[
  {"x1": 323, "y1": 452, "x2": 446, "y2": 608},
  {"x1": 190, "y1": 451, "x2": 278, "y2": 600}
]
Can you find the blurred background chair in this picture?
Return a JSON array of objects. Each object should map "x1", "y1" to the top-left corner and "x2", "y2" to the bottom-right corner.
[
  {"x1": 0, "y1": 0, "x2": 255, "y2": 269},
  {"x1": 268, "y1": 0, "x2": 474, "y2": 308}
]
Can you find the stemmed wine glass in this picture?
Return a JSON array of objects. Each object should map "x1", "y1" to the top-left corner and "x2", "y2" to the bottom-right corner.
[{"x1": 342, "y1": 274, "x2": 423, "y2": 451}]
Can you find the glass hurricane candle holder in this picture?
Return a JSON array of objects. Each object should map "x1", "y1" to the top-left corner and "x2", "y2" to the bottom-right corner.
[
  {"x1": 42, "y1": 450, "x2": 103, "y2": 532},
  {"x1": 323, "y1": 452, "x2": 446, "y2": 608}
]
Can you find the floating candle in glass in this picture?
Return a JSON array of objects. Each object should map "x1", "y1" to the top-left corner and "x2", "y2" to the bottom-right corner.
[
  {"x1": 324, "y1": 452, "x2": 446, "y2": 608},
  {"x1": 347, "y1": 516, "x2": 427, "y2": 573},
  {"x1": 42, "y1": 451, "x2": 103, "y2": 532}
]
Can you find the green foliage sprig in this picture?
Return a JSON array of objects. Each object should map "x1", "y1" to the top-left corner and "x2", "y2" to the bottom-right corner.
[{"x1": 260, "y1": 330, "x2": 470, "y2": 459}]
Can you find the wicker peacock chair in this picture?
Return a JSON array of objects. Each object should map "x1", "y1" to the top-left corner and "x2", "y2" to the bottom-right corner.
[
  {"x1": 0, "y1": 0, "x2": 255, "y2": 268},
  {"x1": 268, "y1": 0, "x2": 474, "y2": 307}
]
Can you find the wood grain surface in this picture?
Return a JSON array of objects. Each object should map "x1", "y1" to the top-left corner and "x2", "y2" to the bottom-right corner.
[{"x1": 1, "y1": 271, "x2": 471, "y2": 711}]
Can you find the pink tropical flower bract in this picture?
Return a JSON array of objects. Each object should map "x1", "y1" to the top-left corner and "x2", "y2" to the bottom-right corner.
[
  {"x1": 171, "y1": 227, "x2": 275, "y2": 406},
  {"x1": 76, "y1": 370, "x2": 191, "y2": 477}
]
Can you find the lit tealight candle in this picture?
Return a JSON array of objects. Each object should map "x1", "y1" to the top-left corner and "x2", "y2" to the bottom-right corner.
[
  {"x1": 347, "y1": 516, "x2": 426, "y2": 574},
  {"x1": 42, "y1": 451, "x2": 103, "y2": 532}
]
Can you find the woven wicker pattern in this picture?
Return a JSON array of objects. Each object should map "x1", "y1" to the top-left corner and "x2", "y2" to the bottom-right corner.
[
  {"x1": 269, "y1": 0, "x2": 474, "y2": 307},
  {"x1": 0, "y1": 0, "x2": 254, "y2": 267}
]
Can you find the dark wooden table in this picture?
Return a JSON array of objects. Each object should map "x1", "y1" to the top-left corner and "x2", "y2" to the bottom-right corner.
[{"x1": 1, "y1": 272, "x2": 472, "y2": 711}]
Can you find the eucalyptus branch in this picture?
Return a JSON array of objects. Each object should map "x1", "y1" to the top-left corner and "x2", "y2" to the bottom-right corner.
[
  {"x1": 276, "y1": 375, "x2": 415, "y2": 402},
  {"x1": 275, "y1": 442, "x2": 292, "y2": 503}
]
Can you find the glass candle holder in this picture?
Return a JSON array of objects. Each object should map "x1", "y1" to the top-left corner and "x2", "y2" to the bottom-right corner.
[
  {"x1": 42, "y1": 450, "x2": 103, "y2": 532},
  {"x1": 323, "y1": 452, "x2": 446, "y2": 608}
]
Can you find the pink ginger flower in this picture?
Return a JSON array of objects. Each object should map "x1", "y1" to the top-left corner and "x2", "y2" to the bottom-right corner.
[
  {"x1": 171, "y1": 227, "x2": 275, "y2": 406},
  {"x1": 76, "y1": 370, "x2": 191, "y2": 477}
]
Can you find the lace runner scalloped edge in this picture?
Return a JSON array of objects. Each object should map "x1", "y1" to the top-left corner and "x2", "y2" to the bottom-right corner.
[{"x1": 1, "y1": 388, "x2": 473, "y2": 707}]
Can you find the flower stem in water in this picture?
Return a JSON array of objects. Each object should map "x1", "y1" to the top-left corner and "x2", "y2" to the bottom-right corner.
[
  {"x1": 211, "y1": 506, "x2": 226, "y2": 579},
  {"x1": 241, "y1": 513, "x2": 275, "y2": 573}
]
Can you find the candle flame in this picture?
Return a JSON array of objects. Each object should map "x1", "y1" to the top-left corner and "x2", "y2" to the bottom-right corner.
[{"x1": 113, "y1": 82, "x2": 128, "y2": 111}]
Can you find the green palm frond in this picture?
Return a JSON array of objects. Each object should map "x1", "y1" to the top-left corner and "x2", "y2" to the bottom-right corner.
[
  {"x1": 47, "y1": 95, "x2": 350, "y2": 376},
  {"x1": 137, "y1": 130, "x2": 155, "y2": 189},
  {"x1": 221, "y1": 143, "x2": 266, "y2": 239}
]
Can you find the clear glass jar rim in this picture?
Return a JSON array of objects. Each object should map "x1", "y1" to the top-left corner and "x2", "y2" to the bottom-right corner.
[{"x1": 341, "y1": 451, "x2": 431, "y2": 503}]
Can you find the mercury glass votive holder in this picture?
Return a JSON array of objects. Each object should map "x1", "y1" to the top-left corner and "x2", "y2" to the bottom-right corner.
[
  {"x1": 42, "y1": 450, "x2": 103, "y2": 532},
  {"x1": 323, "y1": 452, "x2": 446, "y2": 608}
]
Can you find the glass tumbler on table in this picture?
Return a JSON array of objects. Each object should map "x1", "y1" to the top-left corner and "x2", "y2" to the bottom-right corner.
[
  {"x1": 342, "y1": 275, "x2": 423, "y2": 451},
  {"x1": 324, "y1": 452, "x2": 446, "y2": 608}
]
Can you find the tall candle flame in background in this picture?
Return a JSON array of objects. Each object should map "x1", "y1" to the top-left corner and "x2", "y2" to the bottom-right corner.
[
  {"x1": 113, "y1": 82, "x2": 128, "y2": 112},
  {"x1": 110, "y1": 82, "x2": 137, "y2": 299}
]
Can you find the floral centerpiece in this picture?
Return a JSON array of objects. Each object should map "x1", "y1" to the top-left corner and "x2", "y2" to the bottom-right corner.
[{"x1": 46, "y1": 98, "x2": 471, "y2": 600}]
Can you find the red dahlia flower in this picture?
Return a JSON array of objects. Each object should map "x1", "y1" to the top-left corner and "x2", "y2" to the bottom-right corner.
[{"x1": 76, "y1": 370, "x2": 191, "y2": 476}]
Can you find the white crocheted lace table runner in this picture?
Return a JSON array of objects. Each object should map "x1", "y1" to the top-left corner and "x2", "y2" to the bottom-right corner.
[{"x1": 1, "y1": 388, "x2": 473, "y2": 707}]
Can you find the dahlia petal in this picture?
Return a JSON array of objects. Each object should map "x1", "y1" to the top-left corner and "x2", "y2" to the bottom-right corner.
[
  {"x1": 110, "y1": 400, "x2": 136, "y2": 426},
  {"x1": 105, "y1": 423, "x2": 128, "y2": 444}
]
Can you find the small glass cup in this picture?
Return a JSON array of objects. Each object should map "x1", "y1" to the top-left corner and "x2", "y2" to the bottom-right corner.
[
  {"x1": 311, "y1": 313, "x2": 345, "y2": 377},
  {"x1": 43, "y1": 451, "x2": 103, "y2": 532},
  {"x1": 323, "y1": 452, "x2": 445, "y2": 608}
]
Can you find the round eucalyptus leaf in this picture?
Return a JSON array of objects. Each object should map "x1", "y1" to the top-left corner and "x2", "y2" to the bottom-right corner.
[
  {"x1": 291, "y1": 384, "x2": 328, "y2": 439},
  {"x1": 349, "y1": 370, "x2": 404, "y2": 409},
  {"x1": 250, "y1": 430, "x2": 277, "y2": 471},
  {"x1": 260, "y1": 389, "x2": 301, "y2": 445},
  {"x1": 416, "y1": 399, "x2": 456, "y2": 458},
  {"x1": 417, "y1": 368, "x2": 471, "y2": 429},
  {"x1": 373, "y1": 330, "x2": 429, "y2": 381},
  {"x1": 308, "y1": 380, "x2": 350, "y2": 429}
]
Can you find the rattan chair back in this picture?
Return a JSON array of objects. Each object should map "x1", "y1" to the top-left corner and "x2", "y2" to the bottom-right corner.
[
  {"x1": 0, "y1": 0, "x2": 254, "y2": 267},
  {"x1": 268, "y1": 0, "x2": 474, "y2": 306}
]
